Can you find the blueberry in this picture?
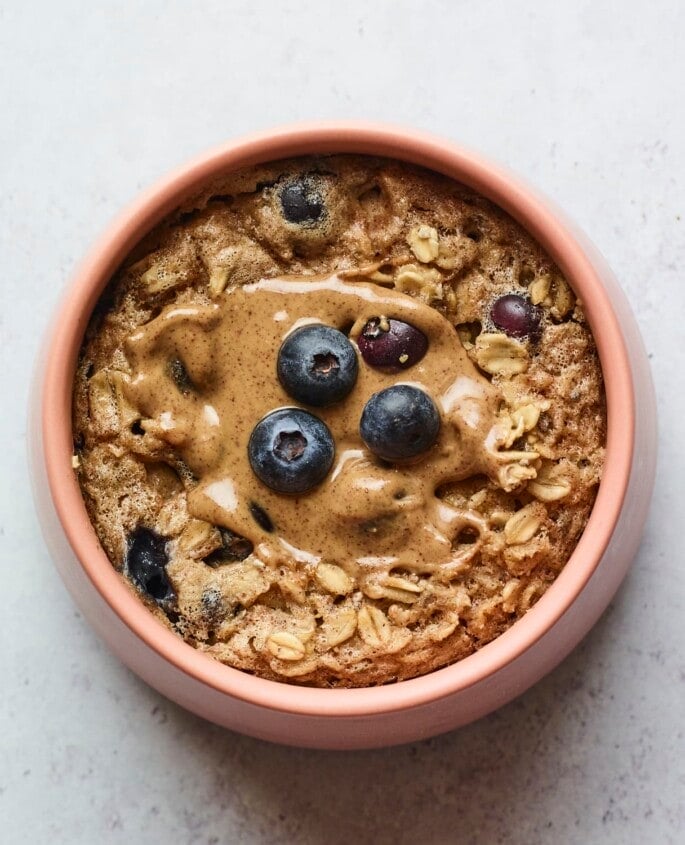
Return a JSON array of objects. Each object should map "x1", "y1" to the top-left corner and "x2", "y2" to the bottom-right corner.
[
  {"x1": 125, "y1": 527, "x2": 175, "y2": 605},
  {"x1": 204, "y1": 527, "x2": 253, "y2": 566},
  {"x1": 249, "y1": 502, "x2": 274, "y2": 532},
  {"x1": 248, "y1": 408, "x2": 335, "y2": 494},
  {"x1": 360, "y1": 385, "x2": 440, "y2": 462},
  {"x1": 168, "y1": 358, "x2": 193, "y2": 394},
  {"x1": 201, "y1": 587, "x2": 224, "y2": 619},
  {"x1": 358, "y1": 317, "x2": 428, "y2": 372},
  {"x1": 279, "y1": 177, "x2": 325, "y2": 225},
  {"x1": 277, "y1": 324, "x2": 358, "y2": 407},
  {"x1": 490, "y1": 294, "x2": 541, "y2": 339}
]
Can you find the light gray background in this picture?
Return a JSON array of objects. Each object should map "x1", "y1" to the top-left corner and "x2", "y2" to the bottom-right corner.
[{"x1": 1, "y1": 1, "x2": 683, "y2": 843}]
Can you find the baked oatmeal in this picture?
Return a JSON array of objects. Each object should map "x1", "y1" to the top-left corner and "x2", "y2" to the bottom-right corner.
[{"x1": 72, "y1": 155, "x2": 606, "y2": 686}]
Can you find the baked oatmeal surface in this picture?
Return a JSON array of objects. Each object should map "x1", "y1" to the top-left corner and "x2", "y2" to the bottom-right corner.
[{"x1": 73, "y1": 156, "x2": 605, "y2": 687}]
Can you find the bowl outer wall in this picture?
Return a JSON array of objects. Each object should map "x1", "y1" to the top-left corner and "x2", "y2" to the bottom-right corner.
[{"x1": 29, "y1": 124, "x2": 656, "y2": 749}]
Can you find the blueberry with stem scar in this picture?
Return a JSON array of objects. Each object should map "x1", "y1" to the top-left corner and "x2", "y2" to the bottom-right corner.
[
  {"x1": 248, "y1": 408, "x2": 335, "y2": 494},
  {"x1": 277, "y1": 324, "x2": 358, "y2": 407}
]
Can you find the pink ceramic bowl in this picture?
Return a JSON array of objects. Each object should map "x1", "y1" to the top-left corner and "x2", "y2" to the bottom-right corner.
[{"x1": 29, "y1": 123, "x2": 656, "y2": 749}]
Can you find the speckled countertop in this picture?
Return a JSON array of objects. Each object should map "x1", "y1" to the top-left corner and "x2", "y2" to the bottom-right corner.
[{"x1": 1, "y1": 2, "x2": 683, "y2": 843}]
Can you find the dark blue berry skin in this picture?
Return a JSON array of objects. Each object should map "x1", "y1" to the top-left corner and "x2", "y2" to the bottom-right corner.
[
  {"x1": 358, "y1": 318, "x2": 428, "y2": 372},
  {"x1": 277, "y1": 325, "x2": 358, "y2": 407},
  {"x1": 248, "y1": 408, "x2": 335, "y2": 494},
  {"x1": 204, "y1": 528, "x2": 253, "y2": 566},
  {"x1": 279, "y1": 177, "x2": 324, "y2": 224},
  {"x1": 125, "y1": 527, "x2": 175, "y2": 605},
  {"x1": 360, "y1": 385, "x2": 441, "y2": 462},
  {"x1": 491, "y1": 294, "x2": 541, "y2": 339}
]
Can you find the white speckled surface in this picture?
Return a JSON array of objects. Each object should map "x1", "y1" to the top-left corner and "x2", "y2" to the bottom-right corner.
[{"x1": 1, "y1": 1, "x2": 683, "y2": 842}]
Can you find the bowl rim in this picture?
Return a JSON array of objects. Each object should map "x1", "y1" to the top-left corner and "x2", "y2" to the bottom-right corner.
[{"x1": 41, "y1": 122, "x2": 634, "y2": 717}]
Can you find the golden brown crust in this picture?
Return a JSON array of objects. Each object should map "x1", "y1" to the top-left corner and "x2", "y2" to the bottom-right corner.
[{"x1": 72, "y1": 155, "x2": 606, "y2": 687}]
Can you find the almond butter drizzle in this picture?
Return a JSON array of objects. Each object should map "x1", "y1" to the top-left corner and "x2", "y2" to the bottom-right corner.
[{"x1": 125, "y1": 276, "x2": 522, "y2": 581}]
